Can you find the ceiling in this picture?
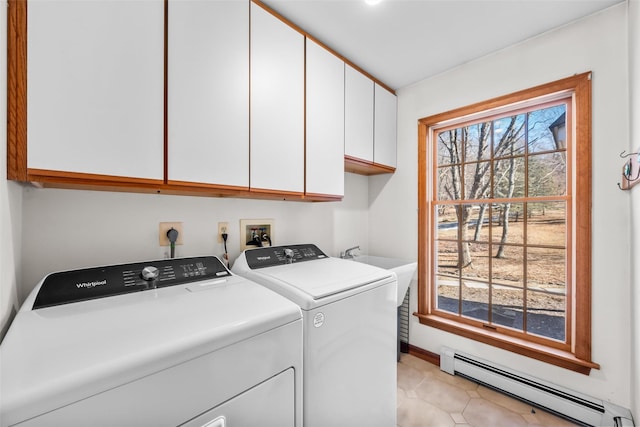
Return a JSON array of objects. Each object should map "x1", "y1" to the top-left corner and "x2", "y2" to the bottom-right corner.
[{"x1": 261, "y1": 0, "x2": 623, "y2": 90}]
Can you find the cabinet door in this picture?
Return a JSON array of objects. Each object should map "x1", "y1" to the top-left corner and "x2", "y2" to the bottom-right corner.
[
  {"x1": 344, "y1": 65, "x2": 374, "y2": 163},
  {"x1": 374, "y1": 84, "x2": 397, "y2": 168},
  {"x1": 250, "y1": 3, "x2": 304, "y2": 194},
  {"x1": 168, "y1": 0, "x2": 249, "y2": 188},
  {"x1": 27, "y1": 0, "x2": 164, "y2": 180},
  {"x1": 306, "y1": 39, "x2": 345, "y2": 197}
]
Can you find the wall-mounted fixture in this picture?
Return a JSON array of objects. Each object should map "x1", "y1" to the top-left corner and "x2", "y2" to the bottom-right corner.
[
  {"x1": 618, "y1": 150, "x2": 640, "y2": 190},
  {"x1": 159, "y1": 222, "x2": 183, "y2": 246},
  {"x1": 240, "y1": 219, "x2": 274, "y2": 252}
]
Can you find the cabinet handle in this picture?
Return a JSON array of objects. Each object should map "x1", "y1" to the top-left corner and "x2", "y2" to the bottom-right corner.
[{"x1": 202, "y1": 416, "x2": 226, "y2": 427}]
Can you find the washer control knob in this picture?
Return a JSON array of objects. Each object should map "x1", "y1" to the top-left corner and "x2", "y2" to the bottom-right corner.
[
  {"x1": 140, "y1": 266, "x2": 159, "y2": 281},
  {"x1": 284, "y1": 248, "x2": 294, "y2": 264}
]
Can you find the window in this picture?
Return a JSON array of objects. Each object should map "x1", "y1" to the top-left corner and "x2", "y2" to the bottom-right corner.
[{"x1": 416, "y1": 73, "x2": 599, "y2": 374}]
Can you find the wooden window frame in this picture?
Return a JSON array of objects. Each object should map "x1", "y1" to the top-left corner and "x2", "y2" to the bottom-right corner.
[{"x1": 416, "y1": 72, "x2": 599, "y2": 375}]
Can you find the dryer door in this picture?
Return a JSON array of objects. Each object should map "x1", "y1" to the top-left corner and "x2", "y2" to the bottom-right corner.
[{"x1": 180, "y1": 368, "x2": 295, "y2": 427}]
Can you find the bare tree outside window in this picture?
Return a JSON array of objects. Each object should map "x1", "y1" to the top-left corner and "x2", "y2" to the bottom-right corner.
[{"x1": 434, "y1": 103, "x2": 568, "y2": 341}]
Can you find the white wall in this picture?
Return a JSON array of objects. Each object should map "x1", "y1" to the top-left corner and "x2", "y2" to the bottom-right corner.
[
  {"x1": 373, "y1": 3, "x2": 633, "y2": 408},
  {"x1": 628, "y1": 0, "x2": 640, "y2": 418},
  {"x1": 17, "y1": 172, "x2": 369, "y2": 302},
  {"x1": 0, "y1": 0, "x2": 23, "y2": 340}
]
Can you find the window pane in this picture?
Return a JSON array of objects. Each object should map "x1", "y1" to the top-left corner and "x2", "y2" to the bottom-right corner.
[
  {"x1": 462, "y1": 283, "x2": 489, "y2": 322},
  {"x1": 491, "y1": 202, "x2": 524, "y2": 245},
  {"x1": 453, "y1": 203, "x2": 490, "y2": 243},
  {"x1": 436, "y1": 240, "x2": 459, "y2": 277},
  {"x1": 464, "y1": 161, "x2": 491, "y2": 200},
  {"x1": 435, "y1": 205, "x2": 458, "y2": 240},
  {"x1": 526, "y1": 290, "x2": 566, "y2": 341},
  {"x1": 437, "y1": 205, "x2": 482, "y2": 243},
  {"x1": 464, "y1": 243, "x2": 490, "y2": 279},
  {"x1": 526, "y1": 202, "x2": 566, "y2": 247},
  {"x1": 437, "y1": 165, "x2": 463, "y2": 201},
  {"x1": 493, "y1": 114, "x2": 525, "y2": 159},
  {"x1": 526, "y1": 247, "x2": 566, "y2": 293},
  {"x1": 493, "y1": 156, "x2": 525, "y2": 198},
  {"x1": 460, "y1": 243, "x2": 490, "y2": 321},
  {"x1": 527, "y1": 237, "x2": 567, "y2": 342},
  {"x1": 456, "y1": 204, "x2": 482, "y2": 243},
  {"x1": 436, "y1": 228, "x2": 460, "y2": 316},
  {"x1": 492, "y1": 245, "x2": 524, "y2": 287},
  {"x1": 492, "y1": 285, "x2": 524, "y2": 331},
  {"x1": 527, "y1": 104, "x2": 567, "y2": 154},
  {"x1": 528, "y1": 152, "x2": 567, "y2": 197},
  {"x1": 437, "y1": 129, "x2": 463, "y2": 166},
  {"x1": 437, "y1": 275, "x2": 459, "y2": 315},
  {"x1": 464, "y1": 122, "x2": 492, "y2": 162}
]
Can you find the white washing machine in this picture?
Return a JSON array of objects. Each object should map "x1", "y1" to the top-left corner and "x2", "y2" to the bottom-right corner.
[
  {"x1": 0, "y1": 256, "x2": 303, "y2": 427},
  {"x1": 232, "y1": 244, "x2": 397, "y2": 427}
]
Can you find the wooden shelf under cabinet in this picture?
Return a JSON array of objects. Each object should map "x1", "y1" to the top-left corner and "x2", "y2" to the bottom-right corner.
[{"x1": 345, "y1": 156, "x2": 396, "y2": 176}]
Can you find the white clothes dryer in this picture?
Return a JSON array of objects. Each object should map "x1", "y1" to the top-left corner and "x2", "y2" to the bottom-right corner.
[
  {"x1": 233, "y1": 244, "x2": 397, "y2": 427},
  {"x1": 1, "y1": 256, "x2": 303, "y2": 427}
]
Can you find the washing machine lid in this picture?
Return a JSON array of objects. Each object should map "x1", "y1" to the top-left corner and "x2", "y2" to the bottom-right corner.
[
  {"x1": 258, "y1": 258, "x2": 392, "y2": 299},
  {"x1": 0, "y1": 256, "x2": 301, "y2": 425},
  {"x1": 234, "y1": 245, "x2": 394, "y2": 304}
]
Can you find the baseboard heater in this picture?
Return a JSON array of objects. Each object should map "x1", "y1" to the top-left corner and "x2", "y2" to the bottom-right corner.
[{"x1": 440, "y1": 347, "x2": 635, "y2": 427}]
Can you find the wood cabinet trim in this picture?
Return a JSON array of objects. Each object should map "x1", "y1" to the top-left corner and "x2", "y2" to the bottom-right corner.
[
  {"x1": 302, "y1": 192, "x2": 343, "y2": 202},
  {"x1": 163, "y1": 0, "x2": 169, "y2": 184},
  {"x1": 27, "y1": 169, "x2": 164, "y2": 187},
  {"x1": 26, "y1": 170, "x2": 338, "y2": 201},
  {"x1": 7, "y1": 0, "x2": 27, "y2": 181},
  {"x1": 345, "y1": 156, "x2": 395, "y2": 175}
]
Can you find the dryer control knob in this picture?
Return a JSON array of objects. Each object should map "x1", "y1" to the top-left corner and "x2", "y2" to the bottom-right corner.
[
  {"x1": 284, "y1": 248, "x2": 294, "y2": 264},
  {"x1": 140, "y1": 266, "x2": 159, "y2": 281}
]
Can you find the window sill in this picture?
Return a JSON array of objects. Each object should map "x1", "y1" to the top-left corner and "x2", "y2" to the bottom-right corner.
[{"x1": 414, "y1": 313, "x2": 600, "y2": 375}]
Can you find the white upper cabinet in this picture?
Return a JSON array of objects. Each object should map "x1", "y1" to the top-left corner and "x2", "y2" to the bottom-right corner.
[
  {"x1": 305, "y1": 39, "x2": 345, "y2": 197},
  {"x1": 344, "y1": 65, "x2": 375, "y2": 163},
  {"x1": 27, "y1": 0, "x2": 164, "y2": 180},
  {"x1": 374, "y1": 83, "x2": 398, "y2": 169},
  {"x1": 250, "y1": 3, "x2": 305, "y2": 194},
  {"x1": 168, "y1": 0, "x2": 249, "y2": 188},
  {"x1": 344, "y1": 65, "x2": 397, "y2": 173}
]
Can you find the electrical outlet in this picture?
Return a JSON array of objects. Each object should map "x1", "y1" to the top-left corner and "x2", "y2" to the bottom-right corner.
[
  {"x1": 159, "y1": 222, "x2": 184, "y2": 246},
  {"x1": 217, "y1": 222, "x2": 229, "y2": 243}
]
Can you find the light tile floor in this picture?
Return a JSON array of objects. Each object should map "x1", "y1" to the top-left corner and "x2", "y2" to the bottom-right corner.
[{"x1": 397, "y1": 353, "x2": 579, "y2": 427}]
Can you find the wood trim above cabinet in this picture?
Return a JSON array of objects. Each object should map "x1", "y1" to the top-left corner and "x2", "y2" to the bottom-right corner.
[{"x1": 345, "y1": 156, "x2": 396, "y2": 176}]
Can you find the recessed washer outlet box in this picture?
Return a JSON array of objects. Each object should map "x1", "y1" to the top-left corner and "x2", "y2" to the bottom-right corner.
[{"x1": 240, "y1": 219, "x2": 274, "y2": 252}]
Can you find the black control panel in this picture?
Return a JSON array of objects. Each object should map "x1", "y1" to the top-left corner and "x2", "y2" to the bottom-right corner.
[
  {"x1": 32, "y1": 256, "x2": 231, "y2": 309},
  {"x1": 244, "y1": 244, "x2": 327, "y2": 269}
]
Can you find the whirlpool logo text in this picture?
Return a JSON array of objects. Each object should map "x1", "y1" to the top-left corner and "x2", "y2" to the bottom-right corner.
[{"x1": 76, "y1": 280, "x2": 107, "y2": 289}]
